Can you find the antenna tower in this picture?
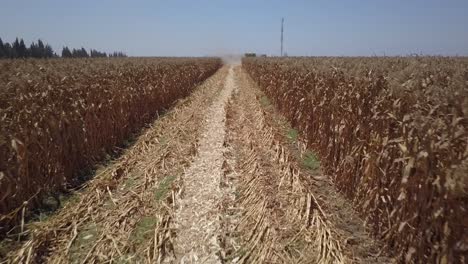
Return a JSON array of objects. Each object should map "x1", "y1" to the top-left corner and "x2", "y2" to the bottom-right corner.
[{"x1": 281, "y1": 18, "x2": 284, "y2": 56}]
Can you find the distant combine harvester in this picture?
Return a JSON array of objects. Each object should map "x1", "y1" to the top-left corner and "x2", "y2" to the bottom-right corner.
[{"x1": 244, "y1": 53, "x2": 267, "y2": 57}]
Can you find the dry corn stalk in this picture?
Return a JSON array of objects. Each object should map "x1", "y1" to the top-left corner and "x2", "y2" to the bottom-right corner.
[
  {"x1": 0, "y1": 57, "x2": 221, "y2": 235},
  {"x1": 242, "y1": 57, "x2": 468, "y2": 263}
]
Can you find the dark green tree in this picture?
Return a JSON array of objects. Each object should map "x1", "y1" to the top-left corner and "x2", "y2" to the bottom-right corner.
[
  {"x1": 29, "y1": 42, "x2": 39, "y2": 58},
  {"x1": 80, "y1": 47, "x2": 89, "y2": 57},
  {"x1": 0, "y1": 38, "x2": 4, "y2": 58},
  {"x1": 3, "y1": 43, "x2": 12, "y2": 58},
  {"x1": 71, "y1": 47, "x2": 90, "y2": 58},
  {"x1": 61, "y1": 46, "x2": 72, "y2": 58},
  {"x1": 37, "y1": 39, "x2": 45, "y2": 57},
  {"x1": 90, "y1": 49, "x2": 107, "y2": 57},
  {"x1": 45, "y1": 44, "x2": 54, "y2": 58},
  {"x1": 12, "y1": 38, "x2": 20, "y2": 58},
  {"x1": 109, "y1": 51, "x2": 127, "y2": 57},
  {"x1": 18, "y1": 39, "x2": 27, "y2": 58}
]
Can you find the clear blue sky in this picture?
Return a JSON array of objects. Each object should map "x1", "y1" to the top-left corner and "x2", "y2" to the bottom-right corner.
[{"x1": 1, "y1": 0, "x2": 467, "y2": 56}]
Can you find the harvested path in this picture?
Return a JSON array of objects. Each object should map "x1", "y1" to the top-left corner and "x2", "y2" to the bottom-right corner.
[
  {"x1": 174, "y1": 67, "x2": 236, "y2": 263},
  {"x1": 1, "y1": 65, "x2": 392, "y2": 264}
]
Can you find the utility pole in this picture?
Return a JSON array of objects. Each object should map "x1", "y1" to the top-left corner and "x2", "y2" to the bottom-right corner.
[{"x1": 280, "y1": 18, "x2": 284, "y2": 56}]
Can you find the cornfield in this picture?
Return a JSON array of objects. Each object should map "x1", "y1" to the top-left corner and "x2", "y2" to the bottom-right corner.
[
  {"x1": 0, "y1": 57, "x2": 221, "y2": 233},
  {"x1": 242, "y1": 57, "x2": 468, "y2": 263}
]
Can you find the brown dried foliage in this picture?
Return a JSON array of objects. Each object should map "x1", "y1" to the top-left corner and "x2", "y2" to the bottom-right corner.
[
  {"x1": 0, "y1": 57, "x2": 221, "y2": 232},
  {"x1": 242, "y1": 57, "x2": 468, "y2": 263}
]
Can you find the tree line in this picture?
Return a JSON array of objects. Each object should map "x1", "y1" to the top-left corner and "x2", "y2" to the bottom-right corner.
[
  {"x1": 0, "y1": 37, "x2": 127, "y2": 59},
  {"x1": 61, "y1": 47, "x2": 127, "y2": 58}
]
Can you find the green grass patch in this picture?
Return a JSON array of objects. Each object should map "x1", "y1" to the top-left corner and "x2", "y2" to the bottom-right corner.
[
  {"x1": 234, "y1": 190, "x2": 241, "y2": 200},
  {"x1": 154, "y1": 175, "x2": 177, "y2": 202},
  {"x1": 159, "y1": 136, "x2": 168, "y2": 146},
  {"x1": 286, "y1": 128, "x2": 298, "y2": 141},
  {"x1": 121, "y1": 168, "x2": 145, "y2": 191},
  {"x1": 259, "y1": 95, "x2": 271, "y2": 107},
  {"x1": 0, "y1": 238, "x2": 15, "y2": 259},
  {"x1": 130, "y1": 216, "x2": 158, "y2": 245},
  {"x1": 68, "y1": 223, "x2": 100, "y2": 262},
  {"x1": 303, "y1": 151, "x2": 320, "y2": 171},
  {"x1": 60, "y1": 193, "x2": 80, "y2": 207},
  {"x1": 123, "y1": 177, "x2": 137, "y2": 189}
]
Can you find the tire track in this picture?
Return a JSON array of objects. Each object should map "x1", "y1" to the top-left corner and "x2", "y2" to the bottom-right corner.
[{"x1": 174, "y1": 66, "x2": 237, "y2": 263}]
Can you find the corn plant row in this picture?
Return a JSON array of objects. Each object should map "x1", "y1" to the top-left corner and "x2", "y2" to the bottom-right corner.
[
  {"x1": 242, "y1": 57, "x2": 468, "y2": 263},
  {"x1": 0, "y1": 58, "x2": 221, "y2": 233}
]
